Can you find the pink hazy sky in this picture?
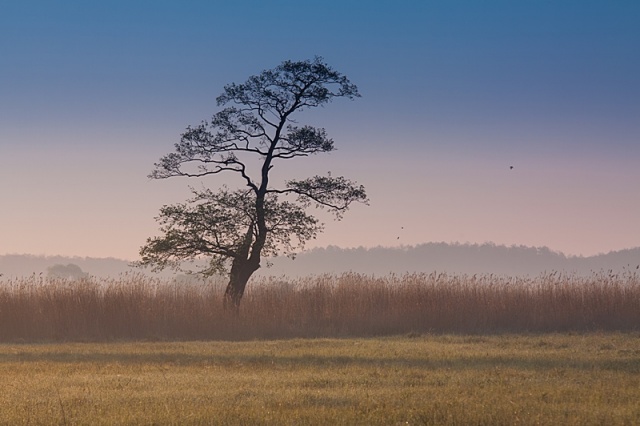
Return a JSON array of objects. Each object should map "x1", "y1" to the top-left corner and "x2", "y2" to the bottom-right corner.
[{"x1": 1, "y1": 1, "x2": 639, "y2": 260}]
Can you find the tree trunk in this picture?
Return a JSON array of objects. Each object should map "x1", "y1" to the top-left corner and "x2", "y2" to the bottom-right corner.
[{"x1": 223, "y1": 258, "x2": 259, "y2": 312}]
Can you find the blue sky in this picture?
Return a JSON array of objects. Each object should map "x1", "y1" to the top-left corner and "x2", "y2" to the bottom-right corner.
[{"x1": 1, "y1": 1, "x2": 639, "y2": 259}]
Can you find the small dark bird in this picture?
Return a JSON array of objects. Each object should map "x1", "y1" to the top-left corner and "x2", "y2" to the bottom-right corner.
[{"x1": 509, "y1": 166, "x2": 514, "y2": 170}]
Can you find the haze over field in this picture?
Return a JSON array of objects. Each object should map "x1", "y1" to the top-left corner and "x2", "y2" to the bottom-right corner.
[
  {"x1": 2, "y1": 1, "x2": 639, "y2": 262},
  {"x1": 2, "y1": 244, "x2": 639, "y2": 279}
]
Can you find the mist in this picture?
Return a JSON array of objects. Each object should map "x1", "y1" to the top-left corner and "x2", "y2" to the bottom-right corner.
[{"x1": 2, "y1": 243, "x2": 638, "y2": 280}]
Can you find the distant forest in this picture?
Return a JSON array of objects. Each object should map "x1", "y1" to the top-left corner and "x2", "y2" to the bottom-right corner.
[
  {"x1": 1, "y1": 243, "x2": 639, "y2": 279},
  {"x1": 264, "y1": 243, "x2": 640, "y2": 277}
]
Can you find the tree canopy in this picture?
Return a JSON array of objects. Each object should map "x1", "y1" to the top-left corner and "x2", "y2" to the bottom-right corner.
[{"x1": 139, "y1": 57, "x2": 367, "y2": 309}]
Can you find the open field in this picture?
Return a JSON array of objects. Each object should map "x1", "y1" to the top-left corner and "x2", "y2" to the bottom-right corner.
[
  {"x1": 1, "y1": 334, "x2": 639, "y2": 424},
  {"x1": 1, "y1": 273, "x2": 639, "y2": 423},
  {"x1": 1, "y1": 271, "x2": 639, "y2": 342}
]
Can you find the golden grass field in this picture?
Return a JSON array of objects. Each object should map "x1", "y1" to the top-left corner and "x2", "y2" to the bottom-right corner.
[
  {"x1": 1, "y1": 334, "x2": 639, "y2": 425},
  {"x1": 0, "y1": 272, "x2": 639, "y2": 424}
]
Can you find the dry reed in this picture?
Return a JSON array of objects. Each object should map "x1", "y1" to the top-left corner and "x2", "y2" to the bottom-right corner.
[{"x1": 0, "y1": 271, "x2": 638, "y2": 342}]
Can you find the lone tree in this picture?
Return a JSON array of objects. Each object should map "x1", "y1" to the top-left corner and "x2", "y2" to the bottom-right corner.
[{"x1": 139, "y1": 57, "x2": 368, "y2": 310}]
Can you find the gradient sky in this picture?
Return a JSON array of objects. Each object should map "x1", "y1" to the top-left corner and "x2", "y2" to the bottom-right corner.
[{"x1": 1, "y1": 1, "x2": 639, "y2": 260}]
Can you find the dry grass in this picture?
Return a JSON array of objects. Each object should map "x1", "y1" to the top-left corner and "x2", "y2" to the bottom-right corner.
[
  {"x1": 0, "y1": 334, "x2": 639, "y2": 425},
  {"x1": 0, "y1": 271, "x2": 639, "y2": 342}
]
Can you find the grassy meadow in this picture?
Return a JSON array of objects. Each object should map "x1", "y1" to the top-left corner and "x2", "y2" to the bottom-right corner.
[
  {"x1": 1, "y1": 272, "x2": 639, "y2": 424},
  {"x1": 1, "y1": 334, "x2": 639, "y2": 424}
]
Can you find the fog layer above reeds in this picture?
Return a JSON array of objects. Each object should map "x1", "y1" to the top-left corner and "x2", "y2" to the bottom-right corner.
[
  {"x1": 2, "y1": 244, "x2": 640, "y2": 278},
  {"x1": 1, "y1": 272, "x2": 638, "y2": 342}
]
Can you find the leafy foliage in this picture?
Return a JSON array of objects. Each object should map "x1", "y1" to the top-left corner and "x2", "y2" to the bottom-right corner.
[
  {"x1": 140, "y1": 188, "x2": 322, "y2": 275},
  {"x1": 140, "y1": 57, "x2": 367, "y2": 287}
]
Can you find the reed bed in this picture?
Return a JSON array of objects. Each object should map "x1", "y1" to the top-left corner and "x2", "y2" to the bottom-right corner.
[{"x1": 0, "y1": 271, "x2": 638, "y2": 342}]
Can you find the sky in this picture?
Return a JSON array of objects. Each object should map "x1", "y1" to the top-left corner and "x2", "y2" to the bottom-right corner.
[{"x1": 1, "y1": 0, "x2": 639, "y2": 260}]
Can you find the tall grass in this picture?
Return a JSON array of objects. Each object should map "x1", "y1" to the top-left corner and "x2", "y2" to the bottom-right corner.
[{"x1": 0, "y1": 271, "x2": 638, "y2": 342}]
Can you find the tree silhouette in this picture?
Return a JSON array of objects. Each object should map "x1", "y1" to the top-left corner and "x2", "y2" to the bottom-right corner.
[
  {"x1": 139, "y1": 57, "x2": 368, "y2": 310},
  {"x1": 47, "y1": 263, "x2": 88, "y2": 280}
]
